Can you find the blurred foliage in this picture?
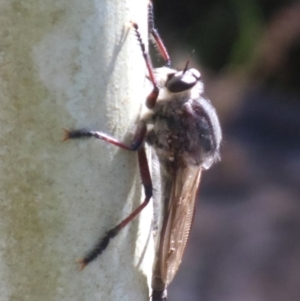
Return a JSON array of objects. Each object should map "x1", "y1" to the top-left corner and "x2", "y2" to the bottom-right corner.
[
  {"x1": 154, "y1": 0, "x2": 299, "y2": 82},
  {"x1": 151, "y1": 2, "x2": 300, "y2": 301}
]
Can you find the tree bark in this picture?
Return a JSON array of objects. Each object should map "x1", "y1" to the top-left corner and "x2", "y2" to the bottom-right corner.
[{"x1": 0, "y1": 1, "x2": 153, "y2": 300}]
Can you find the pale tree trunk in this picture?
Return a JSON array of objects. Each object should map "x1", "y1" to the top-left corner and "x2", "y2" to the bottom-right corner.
[{"x1": 0, "y1": 1, "x2": 154, "y2": 301}]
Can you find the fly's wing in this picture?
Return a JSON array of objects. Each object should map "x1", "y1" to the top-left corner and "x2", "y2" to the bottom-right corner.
[{"x1": 159, "y1": 165, "x2": 202, "y2": 286}]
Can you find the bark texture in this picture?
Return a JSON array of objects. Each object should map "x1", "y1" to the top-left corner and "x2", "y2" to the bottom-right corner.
[{"x1": 0, "y1": 1, "x2": 153, "y2": 300}]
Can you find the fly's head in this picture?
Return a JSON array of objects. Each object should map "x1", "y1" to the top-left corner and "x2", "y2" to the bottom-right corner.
[
  {"x1": 152, "y1": 64, "x2": 204, "y2": 103},
  {"x1": 165, "y1": 66, "x2": 201, "y2": 93}
]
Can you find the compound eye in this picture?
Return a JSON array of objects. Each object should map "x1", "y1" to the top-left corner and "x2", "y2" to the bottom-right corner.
[{"x1": 166, "y1": 68, "x2": 201, "y2": 93}]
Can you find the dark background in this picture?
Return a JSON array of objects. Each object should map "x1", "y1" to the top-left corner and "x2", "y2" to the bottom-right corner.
[{"x1": 152, "y1": 1, "x2": 300, "y2": 300}]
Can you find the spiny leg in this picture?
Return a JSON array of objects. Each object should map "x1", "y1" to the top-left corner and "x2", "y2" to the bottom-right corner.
[
  {"x1": 130, "y1": 21, "x2": 159, "y2": 109},
  {"x1": 77, "y1": 146, "x2": 152, "y2": 269},
  {"x1": 64, "y1": 122, "x2": 146, "y2": 151},
  {"x1": 148, "y1": 1, "x2": 171, "y2": 67},
  {"x1": 64, "y1": 125, "x2": 152, "y2": 269}
]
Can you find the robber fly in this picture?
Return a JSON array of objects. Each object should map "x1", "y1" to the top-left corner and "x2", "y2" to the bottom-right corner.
[{"x1": 65, "y1": 2, "x2": 221, "y2": 300}]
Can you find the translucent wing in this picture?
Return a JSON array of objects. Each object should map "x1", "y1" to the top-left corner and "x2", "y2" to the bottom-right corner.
[{"x1": 159, "y1": 165, "x2": 202, "y2": 286}]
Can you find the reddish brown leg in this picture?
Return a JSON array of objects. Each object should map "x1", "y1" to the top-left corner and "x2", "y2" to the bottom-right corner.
[
  {"x1": 64, "y1": 122, "x2": 146, "y2": 151},
  {"x1": 65, "y1": 126, "x2": 152, "y2": 269},
  {"x1": 148, "y1": 1, "x2": 171, "y2": 67},
  {"x1": 130, "y1": 22, "x2": 159, "y2": 109}
]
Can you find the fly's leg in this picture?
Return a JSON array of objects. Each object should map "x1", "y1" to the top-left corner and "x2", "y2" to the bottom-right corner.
[
  {"x1": 78, "y1": 148, "x2": 152, "y2": 269},
  {"x1": 131, "y1": 7, "x2": 169, "y2": 108},
  {"x1": 130, "y1": 21, "x2": 159, "y2": 109},
  {"x1": 148, "y1": 1, "x2": 171, "y2": 67},
  {"x1": 63, "y1": 122, "x2": 146, "y2": 151},
  {"x1": 64, "y1": 125, "x2": 152, "y2": 270}
]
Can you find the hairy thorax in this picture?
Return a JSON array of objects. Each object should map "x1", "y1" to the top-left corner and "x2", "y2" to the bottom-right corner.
[{"x1": 145, "y1": 85, "x2": 220, "y2": 170}]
